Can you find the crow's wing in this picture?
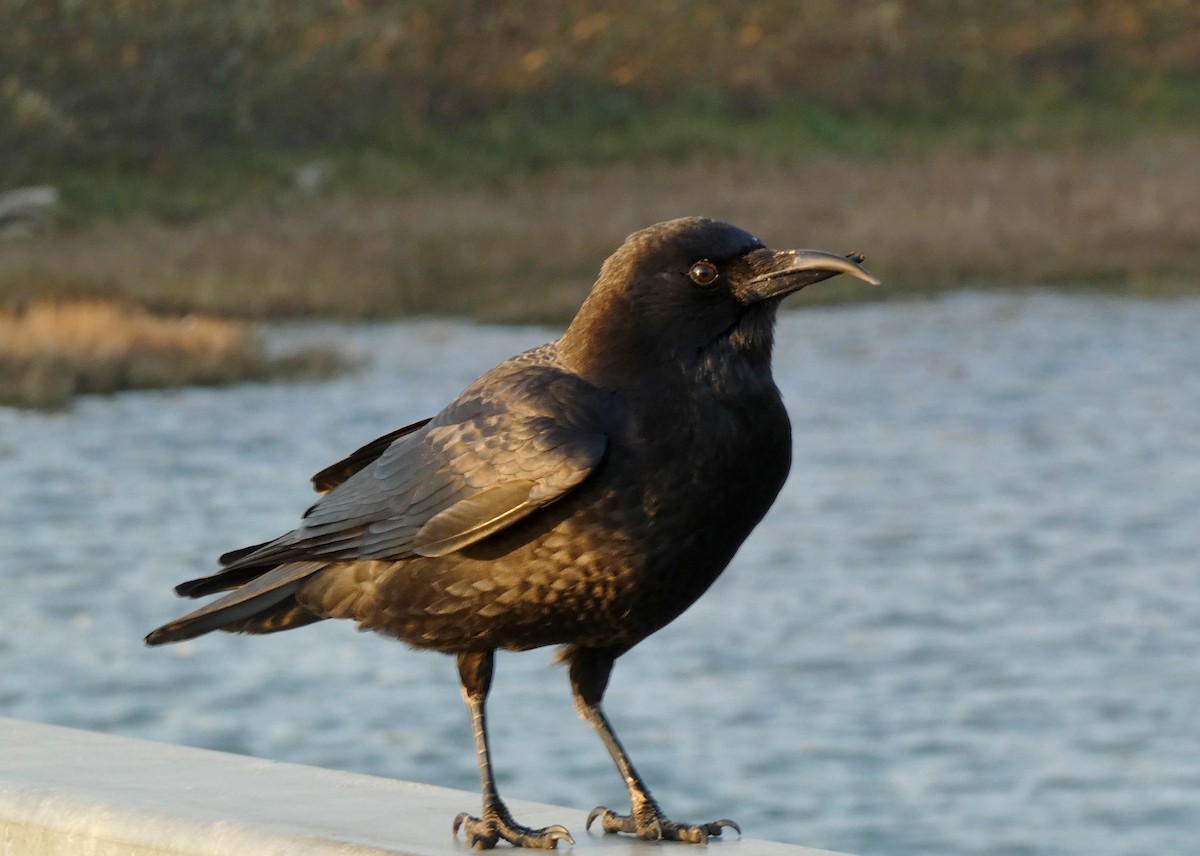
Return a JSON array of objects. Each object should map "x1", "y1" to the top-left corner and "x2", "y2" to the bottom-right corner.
[
  {"x1": 151, "y1": 358, "x2": 611, "y2": 642},
  {"x1": 209, "y1": 415, "x2": 434, "y2": 573},
  {"x1": 216, "y1": 358, "x2": 609, "y2": 574}
]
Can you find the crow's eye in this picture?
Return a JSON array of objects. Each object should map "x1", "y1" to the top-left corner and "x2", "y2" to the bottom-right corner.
[{"x1": 687, "y1": 261, "x2": 719, "y2": 286}]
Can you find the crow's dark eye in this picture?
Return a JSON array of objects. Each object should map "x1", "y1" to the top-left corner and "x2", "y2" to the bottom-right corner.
[{"x1": 687, "y1": 261, "x2": 719, "y2": 286}]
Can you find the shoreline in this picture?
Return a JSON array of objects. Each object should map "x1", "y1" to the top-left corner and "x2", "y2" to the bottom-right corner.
[
  {"x1": 4, "y1": 138, "x2": 1195, "y2": 328},
  {"x1": 2, "y1": 139, "x2": 1197, "y2": 328}
]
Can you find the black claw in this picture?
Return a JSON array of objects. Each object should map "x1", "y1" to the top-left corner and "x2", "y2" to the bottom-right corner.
[
  {"x1": 585, "y1": 806, "x2": 614, "y2": 833},
  {"x1": 711, "y1": 818, "x2": 741, "y2": 836},
  {"x1": 586, "y1": 806, "x2": 636, "y2": 836}
]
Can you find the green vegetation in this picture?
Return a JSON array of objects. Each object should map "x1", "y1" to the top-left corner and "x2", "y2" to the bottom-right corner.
[{"x1": 6, "y1": 1, "x2": 1200, "y2": 212}]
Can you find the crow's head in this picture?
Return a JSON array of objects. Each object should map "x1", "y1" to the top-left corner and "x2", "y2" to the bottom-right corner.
[{"x1": 560, "y1": 217, "x2": 879, "y2": 388}]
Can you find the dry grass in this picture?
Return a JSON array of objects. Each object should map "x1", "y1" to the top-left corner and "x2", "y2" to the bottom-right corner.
[
  {"x1": 0, "y1": 299, "x2": 344, "y2": 409},
  {"x1": 2, "y1": 139, "x2": 1198, "y2": 327}
]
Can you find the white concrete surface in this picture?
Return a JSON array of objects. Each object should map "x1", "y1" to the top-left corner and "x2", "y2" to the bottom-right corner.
[{"x1": 0, "y1": 718, "x2": 851, "y2": 855}]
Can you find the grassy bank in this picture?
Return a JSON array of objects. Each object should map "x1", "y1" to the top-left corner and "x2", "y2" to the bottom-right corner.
[
  {"x1": 3, "y1": 138, "x2": 1197, "y2": 326},
  {"x1": 0, "y1": 299, "x2": 345, "y2": 409}
]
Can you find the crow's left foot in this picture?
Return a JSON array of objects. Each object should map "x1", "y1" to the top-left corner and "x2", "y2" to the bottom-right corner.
[{"x1": 586, "y1": 805, "x2": 740, "y2": 843}]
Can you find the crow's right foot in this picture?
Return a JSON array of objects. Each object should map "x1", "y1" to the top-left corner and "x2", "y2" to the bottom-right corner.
[
  {"x1": 453, "y1": 806, "x2": 574, "y2": 850},
  {"x1": 587, "y1": 805, "x2": 740, "y2": 844}
]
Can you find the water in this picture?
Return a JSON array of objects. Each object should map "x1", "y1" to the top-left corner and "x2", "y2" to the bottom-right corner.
[{"x1": 1, "y1": 292, "x2": 1198, "y2": 856}]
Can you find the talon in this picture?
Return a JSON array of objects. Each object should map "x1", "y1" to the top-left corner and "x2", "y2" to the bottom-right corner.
[
  {"x1": 452, "y1": 812, "x2": 500, "y2": 849},
  {"x1": 545, "y1": 825, "x2": 575, "y2": 847},
  {"x1": 586, "y1": 806, "x2": 627, "y2": 834},
  {"x1": 710, "y1": 818, "x2": 741, "y2": 837}
]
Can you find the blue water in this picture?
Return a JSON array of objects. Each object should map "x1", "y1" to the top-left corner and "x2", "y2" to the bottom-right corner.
[{"x1": 1, "y1": 292, "x2": 1198, "y2": 855}]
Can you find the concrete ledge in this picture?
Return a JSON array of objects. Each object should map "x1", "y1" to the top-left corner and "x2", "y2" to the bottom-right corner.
[{"x1": 0, "y1": 718, "x2": 850, "y2": 856}]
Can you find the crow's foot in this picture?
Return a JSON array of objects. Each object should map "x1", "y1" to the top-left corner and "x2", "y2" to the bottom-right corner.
[
  {"x1": 453, "y1": 807, "x2": 574, "y2": 850},
  {"x1": 586, "y1": 805, "x2": 740, "y2": 844}
]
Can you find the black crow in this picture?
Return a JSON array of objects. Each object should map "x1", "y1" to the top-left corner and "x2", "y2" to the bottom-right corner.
[{"x1": 147, "y1": 217, "x2": 879, "y2": 849}]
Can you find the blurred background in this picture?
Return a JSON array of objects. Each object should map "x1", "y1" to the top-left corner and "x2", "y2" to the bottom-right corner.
[
  {"x1": 1, "y1": 3, "x2": 1199, "y2": 855},
  {"x1": 3, "y1": 1, "x2": 1199, "y2": 324}
]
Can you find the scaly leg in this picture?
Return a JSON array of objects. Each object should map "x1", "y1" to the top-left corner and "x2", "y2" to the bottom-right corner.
[
  {"x1": 569, "y1": 647, "x2": 741, "y2": 843},
  {"x1": 453, "y1": 650, "x2": 574, "y2": 850}
]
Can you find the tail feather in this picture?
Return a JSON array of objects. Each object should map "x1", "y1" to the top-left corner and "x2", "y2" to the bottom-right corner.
[
  {"x1": 216, "y1": 539, "x2": 276, "y2": 567},
  {"x1": 146, "y1": 561, "x2": 327, "y2": 645},
  {"x1": 175, "y1": 534, "x2": 305, "y2": 598},
  {"x1": 175, "y1": 564, "x2": 287, "y2": 599}
]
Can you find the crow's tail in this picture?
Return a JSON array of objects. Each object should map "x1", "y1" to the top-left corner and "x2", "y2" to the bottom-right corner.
[{"x1": 145, "y1": 561, "x2": 328, "y2": 645}]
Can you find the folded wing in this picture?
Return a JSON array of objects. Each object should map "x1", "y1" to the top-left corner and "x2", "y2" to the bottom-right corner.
[{"x1": 172, "y1": 357, "x2": 609, "y2": 597}]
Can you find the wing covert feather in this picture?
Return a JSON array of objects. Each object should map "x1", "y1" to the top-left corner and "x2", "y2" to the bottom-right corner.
[
  {"x1": 310, "y1": 417, "x2": 432, "y2": 493},
  {"x1": 412, "y1": 480, "x2": 540, "y2": 557}
]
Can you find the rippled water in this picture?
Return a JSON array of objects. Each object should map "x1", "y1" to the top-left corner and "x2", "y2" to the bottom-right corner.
[{"x1": 1, "y1": 292, "x2": 1198, "y2": 856}]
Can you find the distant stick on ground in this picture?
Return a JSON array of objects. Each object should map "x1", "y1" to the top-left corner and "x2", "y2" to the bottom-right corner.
[{"x1": 0, "y1": 186, "x2": 57, "y2": 237}]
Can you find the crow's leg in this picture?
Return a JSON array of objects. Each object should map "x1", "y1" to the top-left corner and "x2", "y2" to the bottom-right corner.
[
  {"x1": 569, "y1": 647, "x2": 741, "y2": 844},
  {"x1": 452, "y1": 650, "x2": 574, "y2": 850}
]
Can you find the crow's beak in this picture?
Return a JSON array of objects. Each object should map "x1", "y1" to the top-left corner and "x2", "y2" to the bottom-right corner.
[{"x1": 742, "y1": 248, "x2": 881, "y2": 303}]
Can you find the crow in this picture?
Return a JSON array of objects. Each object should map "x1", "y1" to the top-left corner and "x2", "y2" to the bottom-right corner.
[{"x1": 147, "y1": 217, "x2": 879, "y2": 849}]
